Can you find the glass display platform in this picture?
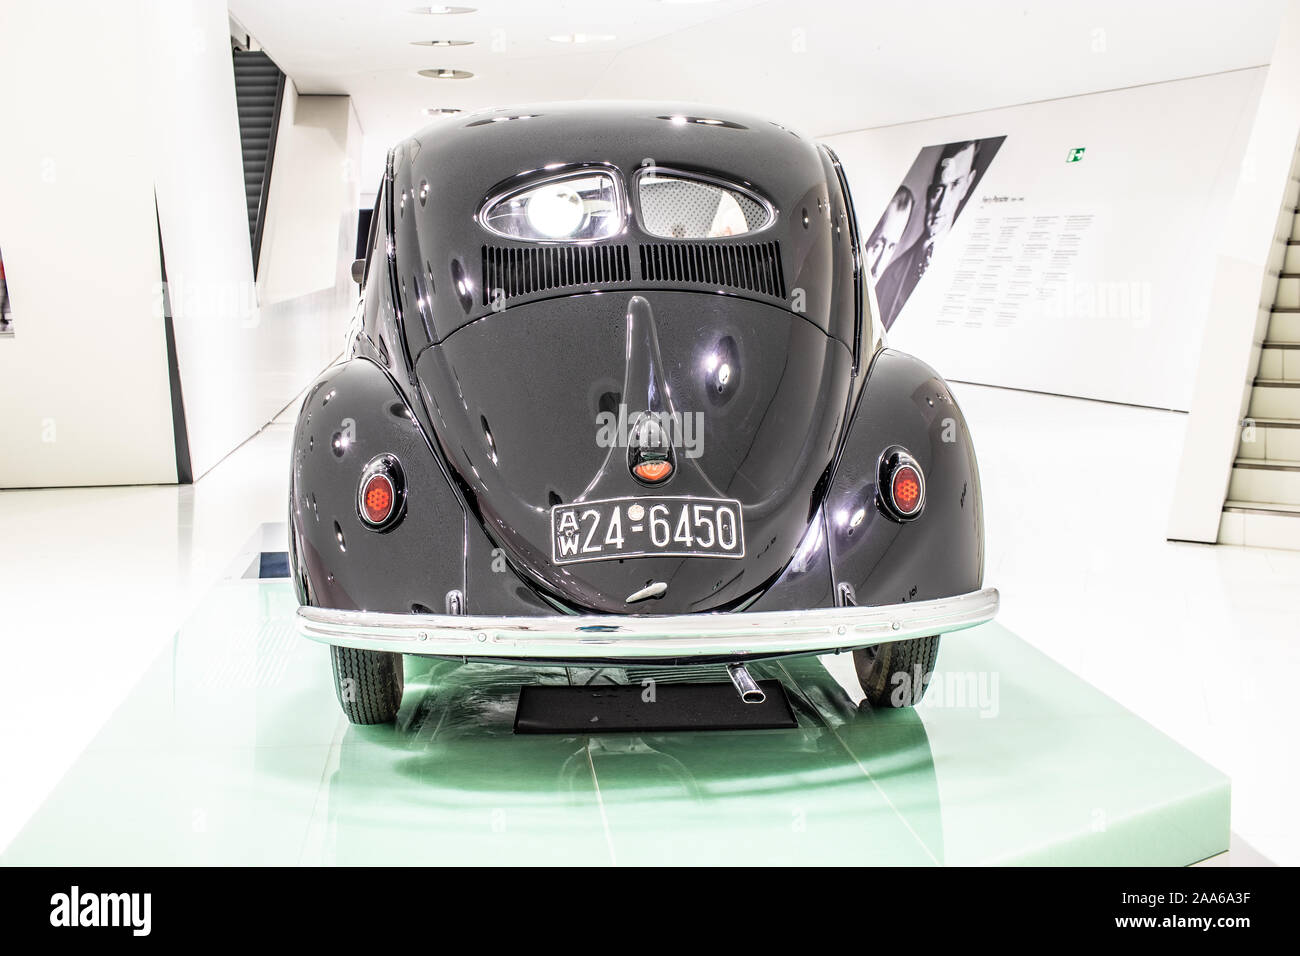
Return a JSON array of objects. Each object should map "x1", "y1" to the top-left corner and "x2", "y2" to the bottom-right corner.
[{"x1": 1, "y1": 579, "x2": 1228, "y2": 866}]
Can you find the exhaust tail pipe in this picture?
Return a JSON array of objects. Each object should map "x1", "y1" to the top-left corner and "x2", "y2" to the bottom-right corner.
[{"x1": 727, "y1": 663, "x2": 765, "y2": 704}]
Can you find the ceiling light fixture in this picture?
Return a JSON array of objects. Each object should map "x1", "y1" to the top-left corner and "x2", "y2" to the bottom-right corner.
[
  {"x1": 412, "y1": 5, "x2": 476, "y2": 14},
  {"x1": 418, "y1": 68, "x2": 474, "y2": 79},
  {"x1": 424, "y1": 107, "x2": 463, "y2": 117},
  {"x1": 411, "y1": 39, "x2": 474, "y2": 47}
]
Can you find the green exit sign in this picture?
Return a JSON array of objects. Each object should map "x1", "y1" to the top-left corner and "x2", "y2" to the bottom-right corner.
[{"x1": 1067, "y1": 147, "x2": 1086, "y2": 163}]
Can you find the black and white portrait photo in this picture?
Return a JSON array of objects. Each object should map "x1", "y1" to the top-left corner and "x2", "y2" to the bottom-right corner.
[
  {"x1": 0, "y1": 246, "x2": 12, "y2": 337},
  {"x1": 868, "y1": 135, "x2": 1006, "y2": 330}
]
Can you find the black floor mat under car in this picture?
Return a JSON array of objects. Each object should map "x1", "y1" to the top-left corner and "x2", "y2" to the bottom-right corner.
[{"x1": 513, "y1": 680, "x2": 797, "y2": 733}]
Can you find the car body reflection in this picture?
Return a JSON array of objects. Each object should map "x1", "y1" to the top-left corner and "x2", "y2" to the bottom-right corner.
[{"x1": 324, "y1": 655, "x2": 944, "y2": 865}]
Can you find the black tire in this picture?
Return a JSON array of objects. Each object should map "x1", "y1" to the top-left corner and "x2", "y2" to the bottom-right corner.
[
  {"x1": 330, "y1": 645, "x2": 404, "y2": 724},
  {"x1": 853, "y1": 636, "x2": 940, "y2": 708}
]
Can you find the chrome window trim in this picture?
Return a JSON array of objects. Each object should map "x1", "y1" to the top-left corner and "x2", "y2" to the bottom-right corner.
[
  {"x1": 631, "y1": 165, "x2": 778, "y2": 239},
  {"x1": 476, "y1": 164, "x2": 628, "y2": 244}
]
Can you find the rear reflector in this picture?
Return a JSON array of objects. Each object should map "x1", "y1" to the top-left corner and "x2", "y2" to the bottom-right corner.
[
  {"x1": 361, "y1": 474, "x2": 395, "y2": 525},
  {"x1": 357, "y1": 454, "x2": 406, "y2": 531},
  {"x1": 891, "y1": 465, "x2": 922, "y2": 516},
  {"x1": 878, "y1": 447, "x2": 925, "y2": 521}
]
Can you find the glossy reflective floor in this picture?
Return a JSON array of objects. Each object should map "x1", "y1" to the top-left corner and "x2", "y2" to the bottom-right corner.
[{"x1": 0, "y1": 575, "x2": 1227, "y2": 866}]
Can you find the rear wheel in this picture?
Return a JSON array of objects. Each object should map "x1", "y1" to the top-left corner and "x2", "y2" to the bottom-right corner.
[
  {"x1": 330, "y1": 645, "x2": 404, "y2": 724},
  {"x1": 853, "y1": 636, "x2": 940, "y2": 708}
]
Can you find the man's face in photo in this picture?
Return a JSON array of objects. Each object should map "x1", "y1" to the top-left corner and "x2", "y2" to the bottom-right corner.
[
  {"x1": 867, "y1": 195, "x2": 913, "y2": 278},
  {"x1": 924, "y1": 142, "x2": 976, "y2": 241}
]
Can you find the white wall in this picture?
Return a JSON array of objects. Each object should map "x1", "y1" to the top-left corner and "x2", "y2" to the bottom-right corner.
[
  {"x1": 245, "y1": 85, "x2": 362, "y2": 438},
  {"x1": 0, "y1": 0, "x2": 359, "y2": 488},
  {"x1": 153, "y1": 5, "x2": 361, "y2": 481},
  {"x1": 823, "y1": 69, "x2": 1264, "y2": 412},
  {"x1": 150, "y1": 0, "x2": 259, "y2": 481},
  {"x1": 1168, "y1": 0, "x2": 1300, "y2": 543},
  {"x1": 258, "y1": 89, "x2": 362, "y2": 307},
  {"x1": 153, "y1": 20, "x2": 361, "y2": 480},
  {"x1": 0, "y1": 1, "x2": 180, "y2": 487}
]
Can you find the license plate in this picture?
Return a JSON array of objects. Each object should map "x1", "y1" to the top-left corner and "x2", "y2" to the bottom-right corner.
[{"x1": 551, "y1": 496, "x2": 745, "y2": 565}]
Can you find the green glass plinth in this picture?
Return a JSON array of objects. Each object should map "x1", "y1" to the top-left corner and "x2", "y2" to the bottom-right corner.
[{"x1": 1, "y1": 580, "x2": 1228, "y2": 866}]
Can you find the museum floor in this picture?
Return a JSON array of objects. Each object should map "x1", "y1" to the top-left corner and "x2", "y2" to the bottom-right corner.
[{"x1": 1, "y1": 384, "x2": 1295, "y2": 865}]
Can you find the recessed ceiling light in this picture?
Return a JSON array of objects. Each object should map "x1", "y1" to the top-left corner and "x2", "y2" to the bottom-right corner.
[
  {"x1": 412, "y1": 5, "x2": 475, "y2": 13},
  {"x1": 424, "y1": 107, "x2": 463, "y2": 116},
  {"x1": 548, "y1": 33, "x2": 616, "y2": 44},
  {"x1": 411, "y1": 39, "x2": 474, "y2": 47},
  {"x1": 418, "y1": 68, "x2": 474, "y2": 79}
]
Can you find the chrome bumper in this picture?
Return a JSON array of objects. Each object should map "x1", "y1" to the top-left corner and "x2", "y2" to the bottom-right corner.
[{"x1": 295, "y1": 587, "x2": 998, "y2": 661}]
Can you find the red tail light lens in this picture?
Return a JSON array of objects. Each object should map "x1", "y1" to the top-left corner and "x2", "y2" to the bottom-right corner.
[
  {"x1": 878, "y1": 447, "x2": 925, "y2": 521},
  {"x1": 357, "y1": 455, "x2": 406, "y2": 531},
  {"x1": 891, "y1": 465, "x2": 922, "y2": 516},
  {"x1": 361, "y1": 474, "x2": 395, "y2": 525}
]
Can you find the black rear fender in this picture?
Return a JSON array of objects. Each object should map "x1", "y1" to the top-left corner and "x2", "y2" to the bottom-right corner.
[
  {"x1": 289, "y1": 358, "x2": 465, "y2": 614},
  {"x1": 824, "y1": 349, "x2": 985, "y2": 609}
]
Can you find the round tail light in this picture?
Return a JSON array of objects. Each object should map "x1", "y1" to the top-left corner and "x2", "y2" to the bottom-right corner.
[
  {"x1": 357, "y1": 455, "x2": 406, "y2": 530},
  {"x1": 362, "y1": 474, "x2": 395, "y2": 524},
  {"x1": 892, "y1": 465, "x2": 922, "y2": 515},
  {"x1": 878, "y1": 447, "x2": 925, "y2": 521}
]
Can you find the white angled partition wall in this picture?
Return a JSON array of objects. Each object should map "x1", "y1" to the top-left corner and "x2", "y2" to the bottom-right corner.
[
  {"x1": 1167, "y1": 0, "x2": 1300, "y2": 543},
  {"x1": 0, "y1": 0, "x2": 358, "y2": 489},
  {"x1": 0, "y1": 2, "x2": 180, "y2": 487}
]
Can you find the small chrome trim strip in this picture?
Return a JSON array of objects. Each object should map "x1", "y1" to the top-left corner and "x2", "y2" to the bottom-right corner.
[
  {"x1": 296, "y1": 587, "x2": 999, "y2": 660},
  {"x1": 625, "y1": 581, "x2": 668, "y2": 604}
]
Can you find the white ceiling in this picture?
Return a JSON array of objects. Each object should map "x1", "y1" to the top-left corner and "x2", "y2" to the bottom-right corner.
[{"x1": 228, "y1": 0, "x2": 1286, "y2": 193}]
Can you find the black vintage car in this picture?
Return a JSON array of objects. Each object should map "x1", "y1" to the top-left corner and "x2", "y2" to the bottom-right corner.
[{"x1": 289, "y1": 102, "x2": 997, "y2": 724}]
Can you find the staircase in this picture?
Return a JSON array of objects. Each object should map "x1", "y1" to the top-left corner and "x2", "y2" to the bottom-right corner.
[
  {"x1": 232, "y1": 49, "x2": 285, "y2": 277},
  {"x1": 1220, "y1": 203, "x2": 1300, "y2": 548}
]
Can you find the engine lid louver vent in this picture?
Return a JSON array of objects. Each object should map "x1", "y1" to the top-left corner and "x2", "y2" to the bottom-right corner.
[
  {"x1": 482, "y1": 244, "x2": 632, "y2": 305},
  {"x1": 639, "y1": 240, "x2": 785, "y2": 300}
]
